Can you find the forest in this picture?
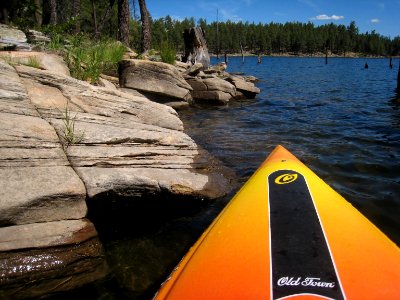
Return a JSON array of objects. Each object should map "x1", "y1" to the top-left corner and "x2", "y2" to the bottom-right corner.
[
  {"x1": 1, "y1": 0, "x2": 400, "y2": 57},
  {"x1": 153, "y1": 18, "x2": 400, "y2": 57}
]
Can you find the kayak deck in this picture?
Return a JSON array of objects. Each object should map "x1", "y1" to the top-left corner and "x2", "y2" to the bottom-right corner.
[{"x1": 155, "y1": 145, "x2": 400, "y2": 299}]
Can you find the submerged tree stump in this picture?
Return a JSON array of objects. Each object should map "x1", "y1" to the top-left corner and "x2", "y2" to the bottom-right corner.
[
  {"x1": 397, "y1": 60, "x2": 400, "y2": 92},
  {"x1": 182, "y1": 27, "x2": 210, "y2": 68}
]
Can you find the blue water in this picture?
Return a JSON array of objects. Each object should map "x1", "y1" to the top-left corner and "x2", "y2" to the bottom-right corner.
[
  {"x1": 54, "y1": 56, "x2": 400, "y2": 299},
  {"x1": 180, "y1": 56, "x2": 400, "y2": 245}
]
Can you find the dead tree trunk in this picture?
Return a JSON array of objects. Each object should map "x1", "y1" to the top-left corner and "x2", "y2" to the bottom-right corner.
[
  {"x1": 397, "y1": 60, "x2": 400, "y2": 92},
  {"x1": 182, "y1": 27, "x2": 210, "y2": 68},
  {"x1": 325, "y1": 47, "x2": 328, "y2": 64},
  {"x1": 240, "y1": 42, "x2": 244, "y2": 63}
]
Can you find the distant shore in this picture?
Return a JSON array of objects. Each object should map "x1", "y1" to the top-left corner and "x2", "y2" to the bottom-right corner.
[{"x1": 210, "y1": 52, "x2": 399, "y2": 59}]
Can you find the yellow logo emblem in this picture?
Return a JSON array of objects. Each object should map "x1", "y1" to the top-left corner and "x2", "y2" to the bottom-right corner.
[{"x1": 275, "y1": 173, "x2": 298, "y2": 184}]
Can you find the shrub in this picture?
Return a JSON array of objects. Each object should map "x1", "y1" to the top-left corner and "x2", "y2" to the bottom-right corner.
[
  {"x1": 48, "y1": 33, "x2": 63, "y2": 50},
  {"x1": 64, "y1": 35, "x2": 126, "y2": 83},
  {"x1": 160, "y1": 41, "x2": 176, "y2": 65}
]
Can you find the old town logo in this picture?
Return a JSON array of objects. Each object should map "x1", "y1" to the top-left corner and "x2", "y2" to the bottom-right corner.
[
  {"x1": 274, "y1": 173, "x2": 298, "y2": 184},
  {"x1": 277, "y1": 277, "x2": 336, "y2": 288}
]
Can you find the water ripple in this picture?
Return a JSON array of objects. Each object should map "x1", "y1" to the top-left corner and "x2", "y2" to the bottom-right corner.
[{"x1": 180, "y1": 56, "x2": 400, "y2": 245}]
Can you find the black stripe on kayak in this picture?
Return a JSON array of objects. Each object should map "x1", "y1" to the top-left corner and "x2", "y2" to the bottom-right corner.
[{"x1": 268, "y1": 170, "x2": 345, "y2": 300}]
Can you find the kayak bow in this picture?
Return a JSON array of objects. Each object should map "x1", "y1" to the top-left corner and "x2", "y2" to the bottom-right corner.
[{"x1": 155, "y1": 145, "x2": 400, "y2": 300}]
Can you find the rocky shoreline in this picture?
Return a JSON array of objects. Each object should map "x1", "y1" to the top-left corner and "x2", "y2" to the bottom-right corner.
[
  {"x1": 118, "y1": 58, "x2": 260, "y2": 108},
  {"x1": 0, "y1": 25, "x2": 259, "y2": 299}
]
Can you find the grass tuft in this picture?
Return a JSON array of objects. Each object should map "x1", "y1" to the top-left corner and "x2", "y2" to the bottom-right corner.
[
  {"x1": 25, "y1": 56, "x2": 41, "y2": 68},
  {"x1": 61, "y1": 101, "x2": 84, "y2": 147}
]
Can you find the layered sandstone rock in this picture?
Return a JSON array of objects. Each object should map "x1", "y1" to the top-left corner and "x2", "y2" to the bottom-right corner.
[
  {"x1": 0, "y1": 52, "x2": 234, "y2": 298},
  {"x1": 186, "y1": 75, "x2": 236, "y2": 104},
  {"x1": 227, "y1": 74, "x2": 261, "y2": 99},
  {"x1": 0, "y1": 59, "x2": 105, "y2": 298},
  {"x1": 0, "y1": 24, "x2": 31, "y2": 51},
  {"x1": 119, "y1": 59, "x2": 193, "y2": 105},
  {"x1": 118, "y1": 57, "x2": 260, "y2": 106},
  {"x1": 0, "y1": 61, "x2": 87, "y2": 226}
]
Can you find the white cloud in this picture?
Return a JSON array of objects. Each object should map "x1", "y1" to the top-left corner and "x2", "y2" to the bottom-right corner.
[
  {"x1": 311, "y1": 14, "x2": 345, "y2": 21},
  {"x1": 371, "y1": 18, "x2": 380, "y2": 23}
]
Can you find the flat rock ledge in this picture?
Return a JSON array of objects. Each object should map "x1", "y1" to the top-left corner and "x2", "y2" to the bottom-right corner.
[{"x1": 0, "y1": 52, "x2": 234, "y2": 299}]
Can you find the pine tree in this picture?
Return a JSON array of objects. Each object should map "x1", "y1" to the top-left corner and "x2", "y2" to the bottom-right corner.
[
  {"x1": 138, "y1": 0, "x2": 151, "y2": 52},
  {"x1": 117, "y1": 0, "x2": 130, "y2": 46},
  {"x1": 49, "y1": 0, "x2": 57, "y2": 25}
]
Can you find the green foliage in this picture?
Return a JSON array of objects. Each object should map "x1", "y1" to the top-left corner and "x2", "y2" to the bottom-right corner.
[
  {"x1": 42, "y1": 21, "x2": 79, "y2": 51},
  {"x1": 61, "y1": 101, "x2": 84, "y2": 148},
  {"x1": 65, "y1": 35, "x2": 126, "y2": 83},
  {"x1": 149, "y1": 17, "x2": 398, "y2": 56},
  {"x1": 47, "y1": 33, "x2": 63, "y2": 50},
  {"x1": 159, "y1": 41, "x2": 176, "y2": 64},
  {"x1": 9, "y1": 0, "x2": 41, "y2": 30},
  {"x1": 42, "y1": 18, "x2": 78, "y2": 36}
]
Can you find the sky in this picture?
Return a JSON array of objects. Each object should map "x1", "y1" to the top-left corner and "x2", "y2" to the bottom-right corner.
[{"x1": 146, "y1": 0, "x2": 400, "y2": 38}]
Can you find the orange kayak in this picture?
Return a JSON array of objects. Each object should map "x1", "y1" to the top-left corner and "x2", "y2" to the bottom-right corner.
[{"x1": 154, "y1": 145, "x2": 400, "y2": 299}]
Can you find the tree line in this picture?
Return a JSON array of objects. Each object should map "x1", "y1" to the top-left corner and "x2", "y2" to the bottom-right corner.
[
  {"x1": 1, "y1": 0, "x2": 399, "y2": 57},
  {"x1": 153, "y1": 18, "x2": 400, "y2": 57}
]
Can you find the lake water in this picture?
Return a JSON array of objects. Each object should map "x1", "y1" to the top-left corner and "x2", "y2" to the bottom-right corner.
[
  {"x1": 54, "y1": 56, "x2": 400, "y2": 299},
  {"x1": 181, "y1": 56, "x2": 400, "y2": 245}
]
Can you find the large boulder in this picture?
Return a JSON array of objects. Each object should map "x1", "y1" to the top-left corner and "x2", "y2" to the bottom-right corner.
[
  {"x1": 227, "y1": 74, "x2": 261, "y2": 98},
  {"x1": 0, "y1": 24, "x2": 31, "y2": 51},
  {"x1": 119, "y1": 59, "x2": 193, "y2": 104},
  {"x1": 186, "y1": 75, "x2": 236, "y2": 105},
  {"x1": 183, "y1": 62, "x2": 260, "y2": 104},
  {"x1": 26, "y1": 29, "x2": 51, "y2": 43}
]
